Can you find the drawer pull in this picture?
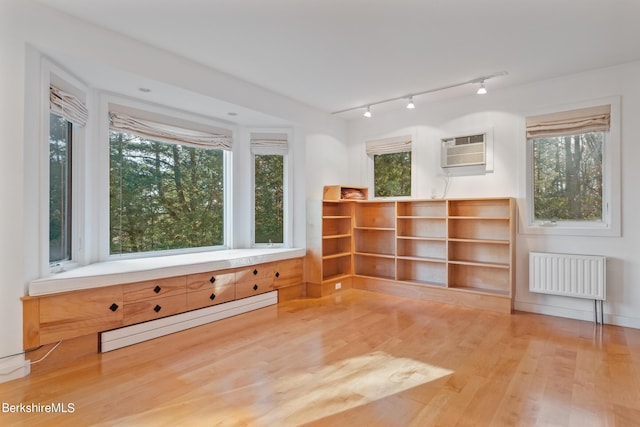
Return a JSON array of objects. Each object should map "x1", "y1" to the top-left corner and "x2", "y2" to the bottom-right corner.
[
  {"x1": 154, "y1": 304, "x2": 162, "y2": 313},
  {"x1": 275, "y1": 271, "x2": 280, "y2": 278},
  {"x1": 253, "y1": 269, "x2": 258, "y2": 275},
  {"x1": 209, "y1": 293, "x2": 216, "y2": 301},
  {"x1": 209, "y1": 276, "x2": 216, "y2": 284},
  {"x1": 109, "y1": 303, "x2": 119, "y2": 312},
  {"x1": 253, "y1": 284, "x2": 258, "y2": 291},
  {"x1": 153, "y1": 285, "x2": 162, "y2": 294}
]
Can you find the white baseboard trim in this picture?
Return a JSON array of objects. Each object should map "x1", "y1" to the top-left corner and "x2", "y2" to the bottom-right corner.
[
  {"x1": 101, "y1": 291, "x2": 278, "y2": 352},
  {"x1": 515, "y1": 301, "x2": 640, "y2": 329},
  {"x1": 0, "y1": 355, "x2": 30, "y2": 383}
]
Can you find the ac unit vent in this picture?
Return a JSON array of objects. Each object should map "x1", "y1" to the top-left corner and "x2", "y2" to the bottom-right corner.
[{"x1": 441, "y1": 133, "x2": 486, "y2": 168}]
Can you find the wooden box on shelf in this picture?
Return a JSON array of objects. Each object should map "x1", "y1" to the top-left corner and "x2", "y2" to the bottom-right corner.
[{"x1": 323, "y1": 185, "x2": 368, "y2": 201}]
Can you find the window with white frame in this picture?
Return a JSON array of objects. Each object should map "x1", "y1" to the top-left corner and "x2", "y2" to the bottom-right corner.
[
  {"x1": 48, "y1": 85, "x2": 88, "y2": 264},
  {"x1": 108, "y1": 110, "x2": 232, "y2": 255},
  {"x1": 366, "y1": 135, "x2": 412, "y2": 197},
  {"x1": 251, "y1": 132, "x2": 288, "y2": 246},
  {"x1": 525, "y1": 101, "x2": 620, "y2": 236}
]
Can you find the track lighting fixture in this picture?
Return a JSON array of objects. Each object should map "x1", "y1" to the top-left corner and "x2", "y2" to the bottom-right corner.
[
  {"x1": 331, "y1": 71, "x2": 507, "y2": 117},
  {"x1": 476, "y1": 81, "x2": 487, "y2": 95},
  {"x1": 406, "y1": 97, "x2": 415, "y2": 109}
]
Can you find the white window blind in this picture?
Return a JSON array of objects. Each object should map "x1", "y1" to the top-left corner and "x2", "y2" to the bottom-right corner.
[
  {"x1": 526, "y1": 105, "x2": 611, "y2": 139},
  {"x1": 109, "y1": 111, "x2": 232, "y2": 150},
  {"x1": 365, "y1": 135, "x2": 412, "y2": 155},
  {"x1": 250, "y1": 132, "x2": 289, "y2": 155},
  {"x1": 50, "y1": 85, "x2": 88, "y2": 127}
]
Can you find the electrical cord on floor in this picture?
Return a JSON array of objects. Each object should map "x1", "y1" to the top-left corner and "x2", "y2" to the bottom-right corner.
[
  {"x1": 0, "y1": 341, "x2": 63, "y2": 376},
  {"x1": 29, "y1": 341, "x2": 62, "y2": 365}
]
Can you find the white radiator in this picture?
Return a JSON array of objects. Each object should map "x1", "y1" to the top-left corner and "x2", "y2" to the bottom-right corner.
[{"x1": 529, "y1": 252, "x2": 606, "y2": 300}]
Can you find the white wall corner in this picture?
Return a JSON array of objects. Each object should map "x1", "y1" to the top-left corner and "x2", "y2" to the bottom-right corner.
[{"x1": 0, "y1": 355, "x2": 30, "y2": 384}]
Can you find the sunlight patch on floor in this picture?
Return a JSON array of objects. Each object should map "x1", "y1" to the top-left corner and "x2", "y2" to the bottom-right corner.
[
  {"x1": 256, "y1": 351, "x2": 452, "y2": 424},
  {"x1": 106, "y1": 351, "x2": 453, "y2": 426}
]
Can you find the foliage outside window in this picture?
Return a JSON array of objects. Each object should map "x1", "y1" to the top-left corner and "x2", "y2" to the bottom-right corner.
[
  {"x1": 110, "y1": 131, "x2": 224, "y2": 255},
  {"x1": 526, "y1": 104, "x2": 611, "y2": 230},
  {"x1": 49, "y1": 113, "x2": 72, "y2": 263},
  {"x1": 373, "y1": 151, "x2": 412, "y2": 197},
  {"x1": 254, "y1": 154, "x2": 284, "y2": 244},
  {"x1": 532, "y1": 132, "x2": 603, "y2": 222}
]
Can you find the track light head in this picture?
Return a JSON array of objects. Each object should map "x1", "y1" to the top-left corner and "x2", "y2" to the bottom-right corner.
[
  {"x1": 406, "y1": 97, "x2": 415, "y2": 109},
  {"x1": 364, "y1": 106, "x2": 372, "y2": 118},
  {"x1": 477, "y1": 81, "x2": 487, "y2": 95}
]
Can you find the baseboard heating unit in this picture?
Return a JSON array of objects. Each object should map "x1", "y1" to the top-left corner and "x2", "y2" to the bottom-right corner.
[
  {"x1": 529, "y1": 252, "x2": 606, "y2": 324},
  {"x1": 100, "y1": 291, "x2": 278, "y2": 352}
]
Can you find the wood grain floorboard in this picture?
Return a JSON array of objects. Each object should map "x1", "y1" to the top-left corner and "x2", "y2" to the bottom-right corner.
[{"x1": 1, "y1": 289, "x2": 639, "y2": 426}]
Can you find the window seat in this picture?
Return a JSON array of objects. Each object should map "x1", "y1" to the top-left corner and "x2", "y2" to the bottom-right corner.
[{"x1": 29, "y1": 248, "x2": 306, "y2": 296}]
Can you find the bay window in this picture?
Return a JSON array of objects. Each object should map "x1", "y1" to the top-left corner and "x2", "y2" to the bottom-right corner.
[{"x1": 108, "y1": 111, "x2": 232, "y2": 255}]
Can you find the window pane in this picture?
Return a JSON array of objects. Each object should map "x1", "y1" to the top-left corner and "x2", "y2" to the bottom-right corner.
[
  {"x1": 532, "y1": 132, "x2": 603, "y2": 222},
  {"x1": 49, "y1": 113, "x2": 72, "y2": 263},
  {"x1": 254, "y1": 154, "x2": 284, "y2": 244},
  {"x1": 374, "y1": 152, "x2": 411, "y2": 197},
  {"x1": 110, "y1": 131, "x2": 224, "y2": 254}
]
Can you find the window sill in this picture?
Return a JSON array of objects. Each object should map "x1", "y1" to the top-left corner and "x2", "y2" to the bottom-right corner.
[
  {"x1": 29, "y1": 247, "x2": 305, "y2": 296},
  {"x1": 520, "y1": 223, "x2": 620, "y2": 237}
]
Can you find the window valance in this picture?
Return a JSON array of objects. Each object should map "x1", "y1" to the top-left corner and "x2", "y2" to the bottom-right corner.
[
  {"x1": 365, "y1": 135, "x2": 412, "y2": 156},
  {"x1": 250, "y1": 132, "x2": 289, "y2": 155},
  {"x1": 50, "y1": 85, "x2": 88, "y2": 127},
  {"x1": 526, "y1": 105, "x2": 611, "y2": 139},
  {"x1": 109, "y1": 112, "x2": 232, "y2": 151}
]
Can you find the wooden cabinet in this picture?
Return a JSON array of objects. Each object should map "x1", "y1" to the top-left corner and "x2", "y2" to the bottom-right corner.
[
  {"x1": 123, "y1": 276, "x2": 186, "y2": 302},
  {"x1": 272, "y1": 258, "x2": 304, "y2": 288},
  {"x1": 123, "y1": 294, "x2": 187, "y2": 326},
  {"x1": 187, "y1": 285, "x2": 235, "y2": 311},
  {"x1": 121, "y1": 276, "x2": 187, "y2": 326},
  {"x1": 186, "y1": 269, "x2": 236, "y2": 311},
  {"x1": 235, "y1": 264, "x2": 275, "y2": 299},
  {"x1": 26, "y1": 286, "x2": 123, "y2": 347},
  {"x1": 307, "y1": 197, "x2": 515, "y2": 312},
  {"x1": 23, "y1": 256, "x2": 304, "y2": 350}
]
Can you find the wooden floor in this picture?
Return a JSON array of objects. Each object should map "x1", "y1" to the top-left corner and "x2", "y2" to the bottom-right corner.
[{"x1": 2, "y1": 289, "x2": 640, "y2": 426}]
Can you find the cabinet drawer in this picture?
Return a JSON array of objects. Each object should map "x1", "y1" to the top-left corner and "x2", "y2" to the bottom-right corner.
[
  {"x1": 236, "y1": 277, "x2": 274, "y2": 299},
  {"x1": 186, "y1": 269, "x2": 235, "y2": 292},
  {"x1": 123, "y1": 294, "x2": 187, "y2": 325},
  {"x1": 235, "y1": 264, "x2": 274, "y2": 283},
  {"x1": 186, "y1": 284, "x2": 235, "y2": 311},
  {"x1": 273, "y1": 258, "x2": 304, "y2": 288},
  {"x1": 124, "y1": 276, "x2": 186, "y2": 302},
  {"x1": 39, "y1": 286, "x2": 123, "y2": 344}
]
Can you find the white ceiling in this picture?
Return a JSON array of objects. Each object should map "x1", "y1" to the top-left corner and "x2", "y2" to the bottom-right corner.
[{"x1": 38, "y1": 0, "x2": 640, "y2": 117}]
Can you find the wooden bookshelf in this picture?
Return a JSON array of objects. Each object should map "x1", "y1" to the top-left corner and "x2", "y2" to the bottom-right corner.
[
  {"x1": 446, "y1": 199, "x2": 514, "y2": 298},
  {"x1": 307, "y1": 197, "x2": 515, "y2": 312},
  {"x1": 306, "y1": 200, "x2": 354, "y2": 297},
  {"x1": 395, "y1": 200, "x2": 448, "y2": 288}
]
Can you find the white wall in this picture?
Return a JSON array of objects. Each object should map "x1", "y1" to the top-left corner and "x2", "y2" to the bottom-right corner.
[
  {"x1": 347, "y1": 61, "x2": 640, "y2": 328},
  {"x1": 0, "y1": 0, "x2": 347, "y2": 378},
  {"x1": 0, "y1": 0, "x2": 30, "y2": 381}
]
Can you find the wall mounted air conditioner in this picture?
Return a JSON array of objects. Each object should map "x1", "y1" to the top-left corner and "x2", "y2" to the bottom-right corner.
[{"x1": 441, "y1": 133, "x2": 486, "y2": 168}]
